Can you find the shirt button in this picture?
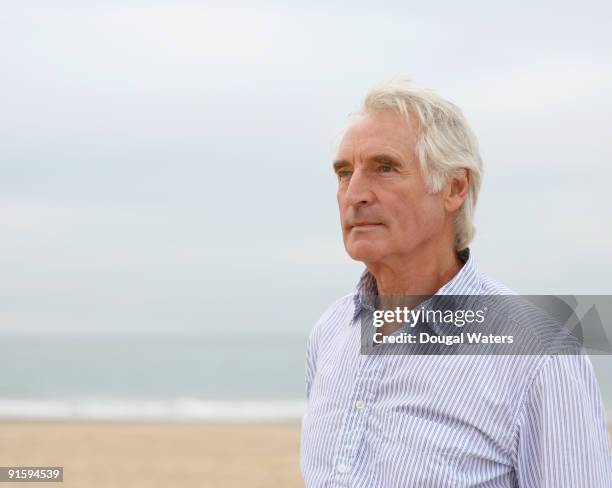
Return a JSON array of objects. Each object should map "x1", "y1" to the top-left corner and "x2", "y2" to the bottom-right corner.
[
  {"x1": 337, "y1": 463, "x2": 348, "y2": 473},
  {"x1": 355, "y1": 400, "x2": 365, "y2": 410}
]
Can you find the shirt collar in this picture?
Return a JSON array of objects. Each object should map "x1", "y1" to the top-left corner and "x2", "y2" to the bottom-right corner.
[{"x1": 351, "y1": 248, "x2": 482, "y2": 326}]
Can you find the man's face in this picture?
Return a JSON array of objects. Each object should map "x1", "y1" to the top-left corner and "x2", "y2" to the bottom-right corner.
[{"x1": 334, "y1": 110, "x2": 448, "y2": 266}]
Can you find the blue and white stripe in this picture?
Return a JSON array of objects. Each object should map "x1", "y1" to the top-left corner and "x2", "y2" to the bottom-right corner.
[{"x1": 300, "y1": 249, "x2": 612, "y2": 487}]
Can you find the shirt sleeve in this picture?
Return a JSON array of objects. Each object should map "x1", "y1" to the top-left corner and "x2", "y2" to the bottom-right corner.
[
  {"x1": 514, "y1": 353, "x2": 612, "y2": 487},
  {"x1": 305, "y1": 323, "x2": 319, "y2": 401}
]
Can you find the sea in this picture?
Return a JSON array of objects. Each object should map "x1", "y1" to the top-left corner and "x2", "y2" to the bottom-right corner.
[{"x1": 0, "y1": 333, "x2": 610, "y2": 422}]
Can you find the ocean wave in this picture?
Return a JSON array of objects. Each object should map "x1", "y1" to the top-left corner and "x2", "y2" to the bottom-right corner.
[{"x1": 0, "y1": 398, "x2": 307, "y2": 422}]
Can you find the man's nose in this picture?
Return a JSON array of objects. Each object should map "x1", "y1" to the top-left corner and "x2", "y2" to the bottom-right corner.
[{"x1": 343, "y1": 168, "x2": 374, "y2": 206}]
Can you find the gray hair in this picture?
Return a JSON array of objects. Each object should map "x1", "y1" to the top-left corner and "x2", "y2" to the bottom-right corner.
[{"x1": 348, "y1": 78, "x2": 483, "y2": 251}]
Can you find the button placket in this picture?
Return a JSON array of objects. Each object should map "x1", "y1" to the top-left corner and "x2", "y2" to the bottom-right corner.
[{"x1": 333, "y1": 355, "x2": 385, "y2": 483}]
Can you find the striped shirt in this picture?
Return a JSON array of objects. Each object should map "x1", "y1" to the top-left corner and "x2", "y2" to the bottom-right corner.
[{"x1": 300, "y1": 249, "x2": 612, "y2": 487}]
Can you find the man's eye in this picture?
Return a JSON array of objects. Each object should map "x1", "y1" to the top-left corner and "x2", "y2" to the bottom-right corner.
[
  {"x1": 379, "y1": 164, "x2": 394, "y2": 173},
  {"x1": 337, "y1": 170, "x2": 352, "y2": 179}
]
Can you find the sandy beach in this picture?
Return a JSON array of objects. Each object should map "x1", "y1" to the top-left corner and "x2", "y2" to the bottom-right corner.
[
  {"x1": 0, "y1": 421, "x2": 304, "y2": 488},
  {"x1": 1, "y1": 421, "x2": 610, "y2": 487}
]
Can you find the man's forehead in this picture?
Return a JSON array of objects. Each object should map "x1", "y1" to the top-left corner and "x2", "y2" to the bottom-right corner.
[{"x1": 337, "y1": 111, "x2": 417, "y2": 158}]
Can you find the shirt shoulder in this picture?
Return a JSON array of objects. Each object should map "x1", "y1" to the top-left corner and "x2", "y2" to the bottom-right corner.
[
  {"x1": 306, "y1": 294, "x2": 355, "y2": 371},
  {"x1": 311, "y1": 293, "x2": 355, "y2": 334},
  {"x1": 478, "y1": 272, "x2": 518, "y2": 295}
]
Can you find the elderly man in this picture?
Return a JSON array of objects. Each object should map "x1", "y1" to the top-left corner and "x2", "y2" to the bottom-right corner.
[{"x1": 300, "y1": 79, "x2": 612, "y2": 487}]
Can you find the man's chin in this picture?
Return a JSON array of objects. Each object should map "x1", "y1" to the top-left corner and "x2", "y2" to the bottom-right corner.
[{"x1": 345, "y1": 242, "x2": 385, "y2": 263}]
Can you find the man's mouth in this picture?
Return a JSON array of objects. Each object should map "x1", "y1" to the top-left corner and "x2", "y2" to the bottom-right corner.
[{"x1": 351, "y1": 222, "x2": 383, "y2": 229}]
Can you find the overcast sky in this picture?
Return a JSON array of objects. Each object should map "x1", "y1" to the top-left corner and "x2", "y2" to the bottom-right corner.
[{"x1": 1, "y1": 1, "x2": 611, "y2": 336}]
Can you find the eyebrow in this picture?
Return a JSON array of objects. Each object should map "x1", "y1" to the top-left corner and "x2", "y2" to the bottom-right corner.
[
  {"x1": 369, "y1": 153, "x2": 403, "y2": 167},
  {"x1": 332, "y1": 160, "x2": 351, "y2": 173},
  {"x1": 333, "y1": 153, "x2": 404, "y2": 172}
]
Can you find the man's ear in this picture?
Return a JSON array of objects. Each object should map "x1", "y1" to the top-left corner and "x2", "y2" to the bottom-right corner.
[{"x1": 444, "y1": 169, "x2": 470, "y2": 213}]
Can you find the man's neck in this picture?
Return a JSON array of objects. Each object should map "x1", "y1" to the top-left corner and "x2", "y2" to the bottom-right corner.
[{"x1": 366, "y1": 244, "x2": 464, "y2": 297}]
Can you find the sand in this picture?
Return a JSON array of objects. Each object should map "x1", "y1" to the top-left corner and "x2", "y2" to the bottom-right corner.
[
  {"x1": 0, "y1": 421, "x2": 304, "y2": 488},
  {"x1": 1, "y1": 421, "x2": 610, "y2": 487}
]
